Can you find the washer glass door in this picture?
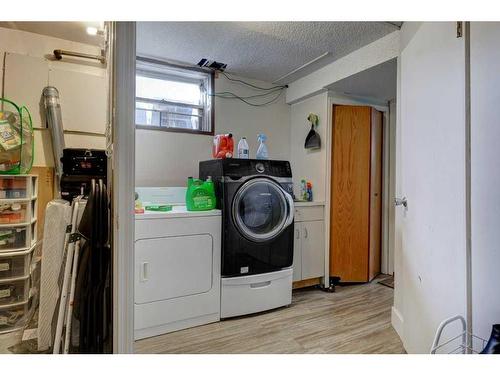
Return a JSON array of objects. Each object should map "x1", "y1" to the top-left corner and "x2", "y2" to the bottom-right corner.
[{"x1": 232, "y1": 178, "x2": 292, "y2": 242}]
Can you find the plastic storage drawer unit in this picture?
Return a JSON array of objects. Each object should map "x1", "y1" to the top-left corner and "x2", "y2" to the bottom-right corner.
[
  {"x1": 0, "y1": 178, "x2": 28, "y2": 199},
  {"x1": 0, "y1": 299, "x2": 31, "y2": 333},
  {"x1": 0, "y1": 175, "x2": 38, "y2": 334},
  {"x1": 0, "y1": 226, "x2": 31, "y2": 251},
  {"x1": 0, "y1": 276, "x2": 30, "y2": 307},
  {"x1": 0, "y1": 246, "x2": 35, "y2": 279},
  {"x1": 0, "y1": 201, "x2": 28, "y2": 224}
]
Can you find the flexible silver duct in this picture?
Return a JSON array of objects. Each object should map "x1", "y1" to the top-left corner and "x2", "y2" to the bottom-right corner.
[{"x1": 43, "y1": 86, "x2": 65, "y2": 185}]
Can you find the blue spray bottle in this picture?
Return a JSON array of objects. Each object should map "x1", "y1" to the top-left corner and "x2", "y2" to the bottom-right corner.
[{"x1": 256, "y1": 134, "x2": 269, "y2": 160}]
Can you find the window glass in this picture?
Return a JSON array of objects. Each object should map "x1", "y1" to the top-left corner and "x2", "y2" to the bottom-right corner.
[
  {"x1": 234, "y1": 181, "x2": 287, "y2": 240},
  {"x1": 136, "y1": 75, "x2": 202, "y2": 105},
  {"x1": 135, "y1": 60, "x2": 213, "y2": 134}
]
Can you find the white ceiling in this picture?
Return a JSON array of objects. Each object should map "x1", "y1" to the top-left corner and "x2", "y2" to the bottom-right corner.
[
  {"x1": 0, "y1": 21, "x2": 400, "y2": 88},
  {"x1": 326, "y1": 58, "x2": 397, "y2": 102},
  {"x1": 0, "y1": 21, "x2": 104, "y2": 46},
  {"x1": 136, "y1": 22, "x2": 400, "y2": 83}
]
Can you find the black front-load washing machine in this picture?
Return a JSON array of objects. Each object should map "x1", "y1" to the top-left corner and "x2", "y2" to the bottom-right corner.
[{"x1": 199, "y1": 159, "x2": 295, "y2": 278}]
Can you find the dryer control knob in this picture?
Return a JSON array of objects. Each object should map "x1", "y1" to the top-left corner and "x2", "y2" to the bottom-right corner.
[{"x1": 255, "y1": 163, "x2": 265, "y2": 173}]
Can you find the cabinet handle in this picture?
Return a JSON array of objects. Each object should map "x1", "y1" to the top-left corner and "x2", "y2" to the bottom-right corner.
[
  {"x1": 296, "y1": 229, "x2": 300, "y2": 239},
  {"x1": 140, "y1": 262, "x2": 149, "y2": 282},
  {"x1": 250, "y1": 281, "x2": 271, "y2": 289},
  {"x1": 304, "y1": 228, "x2": 308, "y2": 238}
]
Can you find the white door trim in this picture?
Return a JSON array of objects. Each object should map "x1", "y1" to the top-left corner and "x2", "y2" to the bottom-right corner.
[
  {"x1": 112, "y1": 21, "x2": 136, "y2": 354},
  {"x1": 386, "y1": 99, "x2": 397, "y2": 275}
]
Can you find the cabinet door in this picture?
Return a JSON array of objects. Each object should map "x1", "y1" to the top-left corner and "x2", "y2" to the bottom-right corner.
[
  {"x1": 301, "y1": 220, "x2": 325, "y2": 280},
  {"x1": 292, "y1": 224, "x2": 302, "y2": 282}
]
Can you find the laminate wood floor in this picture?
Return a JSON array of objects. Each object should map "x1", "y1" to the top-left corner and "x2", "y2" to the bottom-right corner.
[{"x1": 134, "y1": 276, "x2": 405, "y2": 354}]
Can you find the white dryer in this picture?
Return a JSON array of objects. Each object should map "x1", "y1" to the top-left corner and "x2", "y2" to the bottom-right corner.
[{"x1": 134, "y1": 206, "x2": 221, "y2": 340}]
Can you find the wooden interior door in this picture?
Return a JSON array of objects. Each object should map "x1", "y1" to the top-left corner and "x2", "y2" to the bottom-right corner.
[
  {"x1": 368, "y1": 109, "x2": 383, "y2": 280},
  {"x1": 330, "y1": 105, "x2": 371, "y2": 282}
]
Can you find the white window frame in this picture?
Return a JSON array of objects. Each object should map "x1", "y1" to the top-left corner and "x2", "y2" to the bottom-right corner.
[{"x1": 135, "y1": 56, "x2": 214, "y2": 135}]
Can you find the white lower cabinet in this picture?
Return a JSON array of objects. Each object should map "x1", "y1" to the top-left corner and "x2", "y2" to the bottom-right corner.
[{"x1": 292, "y1": 204, "x2": 325, "y2": 282}]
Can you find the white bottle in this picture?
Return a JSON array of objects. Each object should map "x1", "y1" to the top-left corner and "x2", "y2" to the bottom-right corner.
[{"x1": 237, "y1": 137, "x2": 249, "y2": 159}]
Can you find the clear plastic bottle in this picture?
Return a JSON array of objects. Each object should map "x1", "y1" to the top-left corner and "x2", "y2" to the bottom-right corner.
[
  {"x1": 256, "y1": 134, "x2": 268, "y2": 160},
  {"x1": 300, "y1": 179, "x2": 307, "y2": 201},
  {"x1": 237, "y1": 137, "x2": 249, "y2": 159}
]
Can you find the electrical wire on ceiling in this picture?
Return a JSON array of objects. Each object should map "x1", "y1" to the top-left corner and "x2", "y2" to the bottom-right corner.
[
  {"x1": 215, "y1": 87, "x2": 283, "y2": 99},
  {"x1": 212, "y1": 72, "x2": 288, "y2": 107},
  {"x1": 220, "y1": 72, "x2": 288, "y2": 90},
  {"x1": 211, "y1": 89, "x2": 285, "y2": 107}
]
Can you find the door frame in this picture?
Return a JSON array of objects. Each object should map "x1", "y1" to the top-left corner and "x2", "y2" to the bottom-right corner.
[
  {"x1": 324, "y1": 92, "x2": 394, "y2": 284},
  {"x1": 110, "y1": 24, "x2": 398, "y2": 350},
  {"x1": 112, "y1": 21, "x2": 136, "y2": 353}
]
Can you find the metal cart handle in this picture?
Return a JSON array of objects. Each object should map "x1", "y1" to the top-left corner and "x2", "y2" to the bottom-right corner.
[{"x1": 430, "y1": 315, "x2": 466, "y2": 354}]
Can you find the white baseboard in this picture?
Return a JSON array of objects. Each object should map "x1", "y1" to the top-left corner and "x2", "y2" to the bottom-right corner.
[{"x1": 391, "y1": 305, "x2": 404, "y2": 341}]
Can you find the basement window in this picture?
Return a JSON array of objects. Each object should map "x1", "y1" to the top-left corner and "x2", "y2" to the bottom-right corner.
[{"x1": 135, "y1": 57, "x2": 214, "y2": 135}]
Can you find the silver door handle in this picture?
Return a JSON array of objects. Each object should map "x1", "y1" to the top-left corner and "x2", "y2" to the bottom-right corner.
[
  {"x1": 304, "y1": 228, "x2": 308, "y2": 238},
  {"x1": 394, "y1": 197, "x2": 408, "y2": 208},
  {"x1": 296, "y1": 229, "x2": 300, "y2": 239}
]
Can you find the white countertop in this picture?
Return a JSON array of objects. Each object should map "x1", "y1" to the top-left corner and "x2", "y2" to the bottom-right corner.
[
  {"x1": 293, "y1": 201, "x2": 325, "y2": 207},
  {"x1": 135, "y1": 205, "x2": 221, "y2": 220}
]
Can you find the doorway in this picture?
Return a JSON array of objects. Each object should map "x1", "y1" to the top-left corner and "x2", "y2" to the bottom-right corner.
[{"x1": 324, "y1": 57, "x2": 397, "y2": 284}]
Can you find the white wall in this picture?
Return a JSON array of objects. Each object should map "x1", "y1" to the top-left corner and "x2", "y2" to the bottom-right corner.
[
  {"x1": 289, "y1": 92, "x2": 328, "y2": 200},
  {"x1": 470, "y1": 22, "x2": 500, "y2": 344},
  {"x1": 135, "y1": 74, "x2": 290, "y2": 187},
  {"x1": 0, "y1": 27, "x2": 107, "y2": 167},
  {"x1": 289, "y1": 91, "x2": 391, "y2": 203},
  {"x1": 286, "y1": 31, "x2": 400, "y2": 104}
]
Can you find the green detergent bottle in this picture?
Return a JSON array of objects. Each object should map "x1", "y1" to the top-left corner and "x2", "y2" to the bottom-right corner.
[{"x1": 186, "y1": 176, "x2": 216, "y2": 211}]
